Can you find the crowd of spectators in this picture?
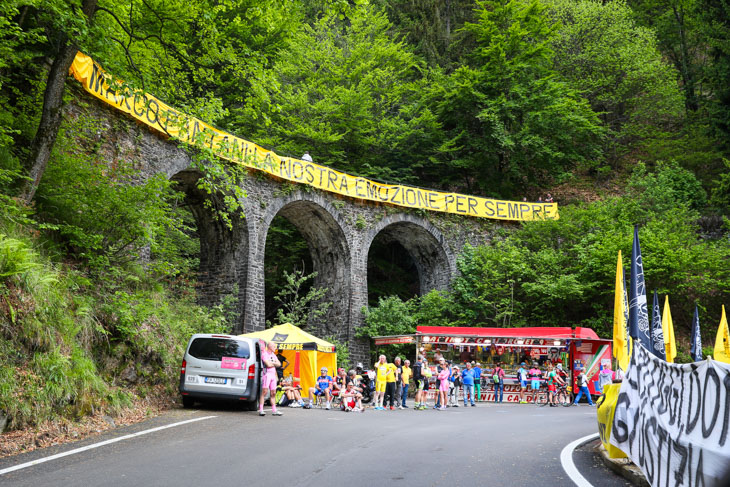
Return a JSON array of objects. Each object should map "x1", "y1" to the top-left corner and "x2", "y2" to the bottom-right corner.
[{"x1": 270, "y1": 351, "x2": 593, "y2": 412}]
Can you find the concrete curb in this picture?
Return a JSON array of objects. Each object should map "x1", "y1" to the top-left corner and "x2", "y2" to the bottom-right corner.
[{"x1": 596, "y1": 443, "x2": 649, "y2": 487}]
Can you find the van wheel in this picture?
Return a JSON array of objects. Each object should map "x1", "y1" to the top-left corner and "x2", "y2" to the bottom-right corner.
[
  {"x1": 182, "y1": 396, "x2": 195, "y2": 408},
  {"x1": 245, "y1": 398, "x2": 259, "y2": 411}
]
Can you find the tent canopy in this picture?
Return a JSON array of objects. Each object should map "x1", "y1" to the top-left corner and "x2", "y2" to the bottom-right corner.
[
  {"x1": 239, "y1": 323, "x2": 336, "y2": 393},
  {"x1": 239, "y1": 323, "x2": 336, "y2": 352}
]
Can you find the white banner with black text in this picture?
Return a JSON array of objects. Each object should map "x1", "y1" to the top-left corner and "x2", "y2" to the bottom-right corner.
[{"x1": 610, "y1": 343, "x2": 730, "y2": 487}]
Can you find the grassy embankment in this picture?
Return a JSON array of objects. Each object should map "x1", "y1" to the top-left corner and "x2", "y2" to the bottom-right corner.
[{"x1": 0, "y1": 225, "x2": 229, "y2": 433}]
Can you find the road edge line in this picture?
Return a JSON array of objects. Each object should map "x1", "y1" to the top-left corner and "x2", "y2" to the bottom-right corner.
[
  {"x1": 0, "y1": 415, "x2": 217, "y2": 476},
  {"x1": 560, "y1": 432, "x2": 600, "y2": 487}
]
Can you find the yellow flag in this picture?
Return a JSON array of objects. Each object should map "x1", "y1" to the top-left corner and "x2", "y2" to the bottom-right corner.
[
  {"x1": 662, "y1": 296, "x2": 677, "y2": 363},
  {"x1": 613, "y1": 251, "x2": 629, "y2": 371},
  {"x1": 714, "y1": 305, "x2": 730, "y2": 364}
]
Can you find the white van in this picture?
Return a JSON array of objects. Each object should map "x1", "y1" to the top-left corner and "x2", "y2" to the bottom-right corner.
[{"x1": 179, "y1": 334, "x2": 264, "y2": 409}]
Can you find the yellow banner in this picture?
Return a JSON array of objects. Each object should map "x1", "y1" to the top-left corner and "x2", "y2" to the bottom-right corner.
[
  {"x1": 68, "y1": 52, "x2": 559, "y2": 221},
  {"x1": 596, "y1": 383, "x2": 627, "y2": 459},
  {"x1": 714, "y1": 305, "x2": 730, "y2": 363}
]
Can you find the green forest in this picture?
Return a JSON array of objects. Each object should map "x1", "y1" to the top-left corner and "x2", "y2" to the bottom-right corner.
[{"x1": 0, "y1": 0, "x2": 729, "y2": 433}]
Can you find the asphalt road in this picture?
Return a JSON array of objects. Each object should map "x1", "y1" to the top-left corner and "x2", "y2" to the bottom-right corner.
[{"x1": 0, "y1": 402, "x2": 631, "y2": 487}]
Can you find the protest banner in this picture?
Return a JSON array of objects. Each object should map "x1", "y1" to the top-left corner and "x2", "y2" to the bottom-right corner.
[
  {"x1": 67, "y1": 52, "x2": 558, "y2": 222},
  {"x1": 610, "y1": 343, "x2": 730, "y2": 487},
  {"x1": 596, "y1": 383, "x2": 627, "y2": 459}
]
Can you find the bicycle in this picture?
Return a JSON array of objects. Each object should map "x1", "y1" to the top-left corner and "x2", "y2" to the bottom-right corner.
[
  {"x1": 556, "y1": 384, "x2": 572, "y2": 407},
  {"x1": 537, "y1": 383, "x2": 571, "y2": 407}
]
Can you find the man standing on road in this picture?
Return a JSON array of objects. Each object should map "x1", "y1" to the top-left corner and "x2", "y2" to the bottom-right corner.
[
  {"x1": 462, "y1": 362, "x2": 476, "y2": 407},
  {"x1": 573, "y1": 370, "x2": 594, "y2": 406},
  {"x1": 393, "y1": 357, "x2": 403, "y2": 409},
  {"x1": 413, "y1": 355, "x2": 428, "y2": 410},
  {"x1": 374, "y1": 355, "x2": 388, "y2": 410},
  {"x1": 493, "y1": 362, "x2": 505, "y2": 403},
  {"x1": 401, "y1": 359, "x2": 412, "y2": 408},
  {"x1": 518, "y1": 362, "x2": 529, "y2": 404},
  {"x1": 448, "y1": 365, "x2": 461, "y2": 407},
  {"x1": 528, "y1": 363, "x2": 542, "y2": 403},
  {"x1": 473, "y1": 362, "x2": 482, "y2": 401},
  {"x1": 384, "y1": 359, "x2": 398, "y2": 410},
  {"x1": 260, "y1": 341, "x2": 283, "y2": 416},
  {"x1": 437, "y1": 359, "x2": 450, "y2": 410}
]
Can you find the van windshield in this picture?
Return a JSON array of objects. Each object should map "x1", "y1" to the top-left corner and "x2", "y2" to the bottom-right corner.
[{"x1": 188, "y1": 338, "x2": 250, "y2": 361}]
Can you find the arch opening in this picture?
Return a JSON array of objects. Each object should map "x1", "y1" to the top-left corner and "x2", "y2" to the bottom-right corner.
[
  {"x1": 264, "y1": 216, "x2": 313, "y2": 324},
  {"x1": 367, "y1": 238, "x2": 420, "y2": 306},
  {"x1": 170, "y1": 169, "x2": 248, "y2": 330},
  {"x1": 366, "y1": 221, "x2": 451, "y2": 305},
  {"x1": 263, "y1": 200, "x2": 351, "y2": 340}
]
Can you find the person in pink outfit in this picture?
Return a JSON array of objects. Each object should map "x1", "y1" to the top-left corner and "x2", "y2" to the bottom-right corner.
[
  {"x1": 437, "y1": 358, "x2": 450, "y2": 410},
  {"x1": 260, "y1": 341, "x2": 283, "y2": 416}
]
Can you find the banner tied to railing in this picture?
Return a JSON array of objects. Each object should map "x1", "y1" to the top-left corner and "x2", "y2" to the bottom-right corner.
[
  {"x1": 610, "y1": 343, "x2": 730, "y2": 487},
  {"x1": 68, "y1": 52, "x2": 558, "y2": 222}
]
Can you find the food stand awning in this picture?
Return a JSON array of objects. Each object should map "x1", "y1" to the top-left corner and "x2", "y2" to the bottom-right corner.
[{"x1": 415, "y1": 325, "x2": 606, "y2": 342}]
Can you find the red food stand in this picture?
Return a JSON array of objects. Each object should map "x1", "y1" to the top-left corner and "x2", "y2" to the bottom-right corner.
[{"x1": 373, "y1": 326, "x2": 612, "y2": 402}]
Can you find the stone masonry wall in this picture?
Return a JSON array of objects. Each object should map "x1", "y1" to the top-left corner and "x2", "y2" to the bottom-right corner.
[{"x1": 65, "y1": 89, "x2": 502, "y2": 365}]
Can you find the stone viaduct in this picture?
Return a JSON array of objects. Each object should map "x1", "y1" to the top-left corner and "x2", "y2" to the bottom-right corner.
[{"x1": 69, "y1": 89, "x2": 499, "y2": 361}]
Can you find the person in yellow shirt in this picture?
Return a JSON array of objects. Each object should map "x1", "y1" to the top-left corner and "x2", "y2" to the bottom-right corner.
[
  {"x1": 384, "y1": 360, "x2": 397, "y2": 410},
  {"x1": 401, "y1": 360, "x2": 412, "y2": 408},
  {"x1": 374, "y1": 355, "x2": 389, "y2": 410}
]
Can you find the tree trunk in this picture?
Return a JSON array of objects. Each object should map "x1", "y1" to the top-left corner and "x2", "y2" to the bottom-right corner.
[
  {"x1": 22, "y1": 0, "x2": 98, "y2": 203},
  {"x1": 21, "y1": 42, "x2": 78, "y2": 203},
  {"x1": 673, "y1": 5, "x2": 699, "y2": 112}
]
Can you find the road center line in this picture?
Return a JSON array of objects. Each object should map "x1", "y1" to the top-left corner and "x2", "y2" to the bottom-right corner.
[
  {"x1": 0, "y1": 415, "x2": 217, "y2": 476},
  {"x1": 560, "y1": 432, "x2": 599, "y2": 487}
]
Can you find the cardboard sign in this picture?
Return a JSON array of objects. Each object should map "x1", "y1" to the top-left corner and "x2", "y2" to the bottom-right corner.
[
  {"x1": 374, "y1": 336, "x2": 415, "y2": 345},
  {"x1": 221, "y1": 357, "x2": 246, "y2": 370}
]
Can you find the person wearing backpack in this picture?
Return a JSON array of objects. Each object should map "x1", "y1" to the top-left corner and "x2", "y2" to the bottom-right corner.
[{"x1": 492, "y1": 363, "x2": 505, "y2": 403}]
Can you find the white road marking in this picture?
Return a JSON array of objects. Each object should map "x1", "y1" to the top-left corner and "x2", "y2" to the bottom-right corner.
[
  {"x1": 560, "y1": 432, "x2": 599, "y2": 487},
  {"x1": 0, "y1": 415, "x2": 217, "y2": 476}
]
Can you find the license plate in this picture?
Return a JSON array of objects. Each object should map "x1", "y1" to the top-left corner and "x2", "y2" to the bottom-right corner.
[{"x1": 204, "y1": 377, "x2": 227, "y2": 384}]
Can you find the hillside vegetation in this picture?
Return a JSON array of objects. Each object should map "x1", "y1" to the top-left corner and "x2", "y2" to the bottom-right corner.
[{"x1": 0, "y1": 0, "x2": 729, "y2": 432}]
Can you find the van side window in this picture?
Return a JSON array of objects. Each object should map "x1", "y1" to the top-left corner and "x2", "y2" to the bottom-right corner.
[{"x1": 188, "y1": 338, "x2": 250, "y2": 361}]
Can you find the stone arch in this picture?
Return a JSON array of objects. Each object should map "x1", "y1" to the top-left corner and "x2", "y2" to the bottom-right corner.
[
  {"x1": 170, "y1": 169, "x2": 249, "y2": 327},
  {"x1": 258, "y1": 191, "x2": 352, "y2": 340},
  {"x1": 362, "y1": 214, "x2": 454, "y2": 298}
]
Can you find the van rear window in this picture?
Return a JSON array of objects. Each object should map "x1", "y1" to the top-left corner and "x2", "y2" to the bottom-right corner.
[{"x1": 188, "y1": 338, "x2": 250, "y2": 361}]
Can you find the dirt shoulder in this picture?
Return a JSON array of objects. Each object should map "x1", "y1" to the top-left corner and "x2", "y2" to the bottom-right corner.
[{"x1": 0, "y1": 393, "x2": 177, "y2": 458}]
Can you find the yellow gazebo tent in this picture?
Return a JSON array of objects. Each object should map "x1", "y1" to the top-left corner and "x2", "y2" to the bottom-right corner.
[{"x1": 239, "y1": 323, "x2": 337, "y2": 394}]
